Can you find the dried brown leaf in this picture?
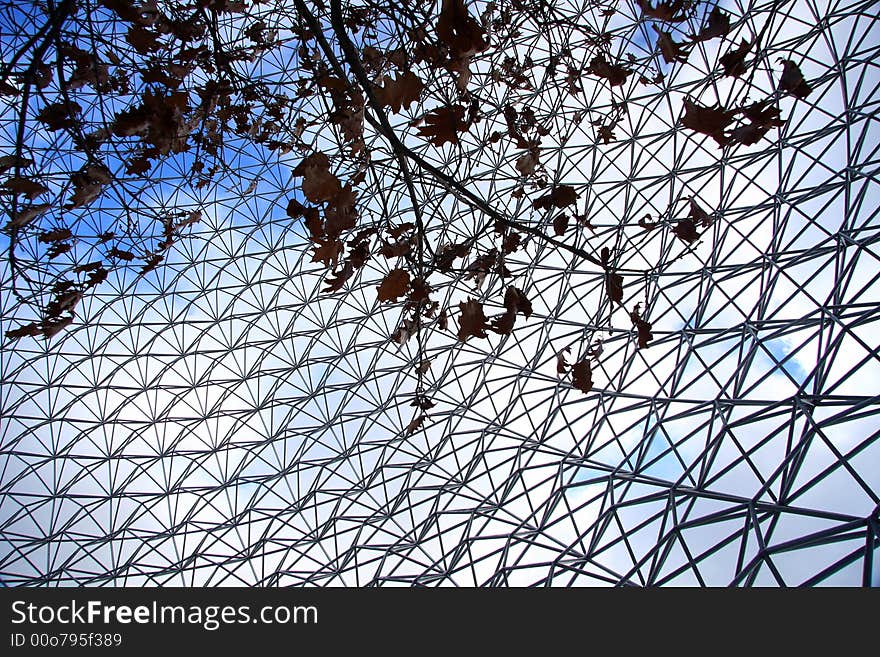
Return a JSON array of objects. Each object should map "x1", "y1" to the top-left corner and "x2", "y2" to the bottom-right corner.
[
  {"x1": 778, "y1": 59, "x2": 812, "y2": 99},
  {"x1": 457, "y1": 298, "x2": 489, "y2": 341},
  {"x1": 2, "y1": 177, "x2": 48, "y2": 200},
  {"x1": 571, "y1": 359, "x2": 593, "y2": 393},
  {"x1": 417, "y1": 105, "x2": 470, "y2": 146},
  {"x1": 377, "y1": 268, "x2": 410, "y2": 302},
  {"x1": 374, "y1": 71, "x2": 424, "y2": 113},
  {"x1": 532, "y1": 184, "x2": 579, "y2": 211}
]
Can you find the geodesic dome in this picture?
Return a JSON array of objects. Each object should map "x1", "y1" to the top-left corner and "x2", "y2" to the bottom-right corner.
[{"x1": 1, "y1": 0, "x2": 878, "y2": 585}]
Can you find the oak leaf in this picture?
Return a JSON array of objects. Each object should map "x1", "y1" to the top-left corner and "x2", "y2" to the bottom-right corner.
[
  {"x1": 37, "y1": 102, "x2": 81, "y2": 131},
  {"x1": 375, "y1": 71, "x2": 424, "y2": 113},
  {"x1": 654, "y1": 26, "x2": 691, "y2": 64},
  {"x1": 377, "y1": 268, "x2": 410, "y2": 302},
  {"x1": 639, "y1": 214, "x2": 659, "y2": 231},
  {"x1": 417, "y1": 105, "x2": 470, "y2": 146},
  {"x1": 557, "y1": 348, "x2": 570, "y2": 374},
  {"x1": 605, "y1": 270, "x2": 624, "y2": 304},
  {"x1": 293, "y1": 152, "x2": 341, "y2": 203},
  {"x1": 436, "y1": 0, "x2": 489, "y2": 58},
  {"x1": 532, "y1": 184, "x2": 579, "y2": 210},
  {"x1": 67, "y1": 164, "x2": 112, "y2": 209},
  {"x1": 637, "y1": 0, "x2": 688, "y2": 21},
  {"x1": 311, "y1": 239, "x2": 343, "y2": 266},
  {"x1": 108, "y1": 247, "x2": 134, "y2": 261},
  {"x1": 680, "y1": 98, "x2": 734, "y2": 147},
  {"x1": 324, "y1": 183, "x2": 358, "y2": 237},
  {"x1": 6, "y1": 322, "x2": 41, "y2": 340},
  {"x1": 691, "y1": 7, "x2": 730, "y2": 42},
  {"x1": 673, "y1": 217, "x2": 699, "y2": 243},
  {"x1": 516, "y1": 151, "x2": 538, "y2": 176},
  {"x1": 553, "y1": 213, "x2": 569, "y2": 236},
  {"x1": 778, "y1": 60, "x2": 812, "y2": 98},
  {"x1": 630, "y1": 304, "x2": 654, "y2": 349},
  {"x1": 720, "y1": 40, "x2": 751, "y2": 77},
  {"x1": 729, "y1": 100, "x2": 784, "y2": 146},
  {"x1": 688, "y1": 198, "x2": 712, "y2": 228},
  {"x1": 40, "y1": 315, "x2": 74, "y2": 339},
  {"x1": 2, "y1": 177, "x2": 48, "y2": 200},
  {"x1": 490, "y1": 286, "x2": 533, "y2": 335},
  {"x1": 502, "y1": 232, "x2": 521, "y2": 254},
  {"x1": 405, "y1": 415, "x2": 425, "y2": 436},
  {"x1": 47, "y1": 242, "x2": 73, "y2": 259},
  {"x1": 0, "y1": 155, "x2": 32, "y2": 174},
  {"x1": 6, "y1": 203, "x2": 50, "y2": 230},
  {"x1": 324, "y1": 262, "x2": 353, "y2": 293},
  {"x1": 571, "y1": 359, "x2": 593, "y2": 394},
  {"x1": 588, "y1": 54, "x2": 631, "y2": 87},
  {"x1": 39, "y1": 228, "x2": 72, "y2": 243},
  {"x1": 457, "y1": 298, "x2": 489, "y2": 341}
]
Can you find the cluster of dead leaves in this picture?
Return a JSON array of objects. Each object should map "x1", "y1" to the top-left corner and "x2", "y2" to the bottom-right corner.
[
  {"x1": 114, "y1": 89, "x2": 193, "y2": 171},
  {"x1": 636, "y1": 196, "x2": 713, "y2": 246},
  {"x1": 435, "y1": 0, "x2": 489, "y2": 92},
  {"x1": 287, "y1": 151, "x2": 376, "y2": 297},
  {"x1": 455, "y1": 286, "x2": 533, "y2": 342},
  {"x1": 681, "y1": 96, "x2": 788, "y2": 148}
]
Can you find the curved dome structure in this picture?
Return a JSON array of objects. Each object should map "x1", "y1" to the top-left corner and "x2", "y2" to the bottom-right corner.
[{"x1": 1, "y1": 0, "x2": 878, "y2": 585}]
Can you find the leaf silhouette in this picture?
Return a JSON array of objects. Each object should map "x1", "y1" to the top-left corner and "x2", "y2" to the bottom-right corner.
[
  {"x1": 457, "y1": 298, "x2": 489, "y2": 341},
  {"x1": 720, "y1": 40, "x2": 751, "y2": 77},
  {"x1": 37, "y1": 102, "x2": 81, "y2": 131},
  {"x1": 417, "y1": 105, "x2": 470, "y2": 146},
  {"x1": 688, "y1": 198, "x2": 712, "y2": 228},
  {"x1": 778, "y1": 59, "x2": 812, "y2": 98},
  {"x1": 502, "y1": 232, "x2": 521, "y2": 254},
  {"x1": 107, "y1": 247, "x2": 134, "y2": 261},
  {"x1": 437, "y1": 0, "x2": 488, "y2": 58},
  {"x1": 680, "y1": 98, "x2": 734, "y2": 147},
  {"x1": 39, "y1": 228, "x2": 72, "y2": 243},
  {"x1": 673, "y1": 216, "x2": 700, "y2": 243},
  {"x1": 729, "y1": 100, "x2": 784, "y2": 146},
  {"x1": 0, "y1": 155, "x2": 32, "y2": 174},
  {"x1": 2, "y1": 177, "x2": 49, "y2": 199},
  {"x1": 588, "y1": 54, "x2": 632, "y2": 87},
  {"x1": 293, "y1": 152, "x2": 341, "y2": 203},
  {"x1": 490, "y1": 285, "x2": 533, "y2": 335},
  {"x1": 571, "y1": 359, "x2": 593, "y2": 393},
  {"x1": 311, "y1": 239, "x2": 343, "y2": 266},
  {"x1": 377, "y1": 268, "x2": 410, "y2": 302},
  {"x1": 630, "y1": 304, "x2": 654, "y2": 348},
  {"x1": 67, "y1": 163, "x2": 112, "y2": 209},
  {"x1": 605, "y1": 270, "x2": 624, "y2": 304},
  {"x1": 637, "y1": 0, "x2": 688, "y2": 21},
  {"x1": 654, "y1": 26, "x2": 691, "y2": 64},
  {"x1": 47, "y1": 242, "x2": 73, "y2": 259},
  {"x1": 691, "y1": 7, "x2": 730, "y2": 43},
  {"x1": 553, "y1": 212, "x2": 569, "y2": 236},
  {"x1": 324, "y1": 183, "x2": 358, "y2": 237},
  {"x1": 404, "y1": 414, "x2": 425, "y2": 436},
  {"x1": 6, "y1": 321, "x2": 42, "y2": 340},
  {"x1": 557, "y1": 348, "x2": 570, "y2": 374},
  {"x1": 6, "y1": 203, "x2": 50, "y2": 230},
  {"x1": 375, "y1": 71, "x2": 424, "y2": 113},
  {"x1": 532, "y1": 184, "x2": 579, "y2": 210},
  {"x1": 324, "y1": 262, "x2": 354, "y2": 293},
  {"x1": 639, "y1": 214, "x2": 659, "y2": 231}
]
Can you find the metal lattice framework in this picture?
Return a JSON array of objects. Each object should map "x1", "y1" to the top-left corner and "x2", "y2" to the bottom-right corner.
[{"x1": 1, "y1": 0, "x2": 879, "y2": 586}]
